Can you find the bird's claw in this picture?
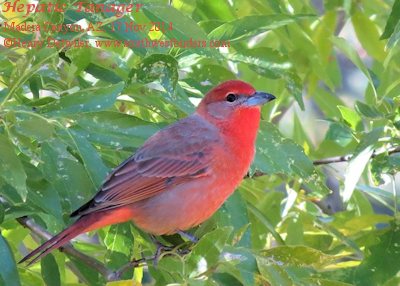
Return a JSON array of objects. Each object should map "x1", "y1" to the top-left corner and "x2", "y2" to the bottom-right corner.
[
  {"x1": 149, "y1": 234, "x2": 193, "y2": 267},
  {"x1": 153, "y1": 243, "x2": 173, "y2": 267}
]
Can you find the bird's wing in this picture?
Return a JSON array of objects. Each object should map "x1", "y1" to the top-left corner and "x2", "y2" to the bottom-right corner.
[{"x1": 71, "y1": 115, "x2": 220, "y2": 217}]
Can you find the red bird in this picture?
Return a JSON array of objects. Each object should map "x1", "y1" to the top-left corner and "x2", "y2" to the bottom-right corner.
[{"x1": 20, "y1": 80, "x2": 275, "y2": 264}]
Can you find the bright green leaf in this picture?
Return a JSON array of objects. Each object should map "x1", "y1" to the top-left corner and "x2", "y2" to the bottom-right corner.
[
  {"x1": 352, "y1": 10, "x2": 386, "y2": 62},
  {"x1": 209, "y1": 14, "x2": 314, "y2": 42},
  {"x1": 332, "y1": 37, "x2": 378, "y2": 100},
  {"x1": 337, "y1": 105, "x2": 362, "y2": 130},
  {"x1": 253, "y1": 122, "x2": 329, "y2": 197}
]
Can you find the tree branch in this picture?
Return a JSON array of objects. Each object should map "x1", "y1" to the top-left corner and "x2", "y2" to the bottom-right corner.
[
  {"x1": 313, "y1": 146, "x2": 400, "y2": 165},
  {"x1": 17, "y1": 217, "x2": 113, "y2": 280},
  {"x1": 250, "y1": 146, "x2": 400, "y2": 178},
  {"x1": 17, "y1": 216, "x2": 161, "y2": 281}
]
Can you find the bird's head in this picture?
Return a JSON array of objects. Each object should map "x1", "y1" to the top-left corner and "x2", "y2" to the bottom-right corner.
[{"x1": 197, "y1": 80, "x2": 276, "y2": 122}]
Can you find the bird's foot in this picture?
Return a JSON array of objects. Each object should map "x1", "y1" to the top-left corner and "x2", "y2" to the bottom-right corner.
[
  {"x1": 177, "y1": 230, "x2": 199, "y2": 243},
  {"x1": 153, "y1": 243, "x2": 172, "y2": 266},
  {"x1": 149, "y1": 235, "x2": 172, "y2": 266},
  {"x1": 149, "y1": 234, "x2": 192, "y2": 267}
]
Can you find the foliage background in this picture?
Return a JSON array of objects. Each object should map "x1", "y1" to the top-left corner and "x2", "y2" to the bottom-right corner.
[{"x1": 1, "y1": 0, "x2": 400, "y2": 285}]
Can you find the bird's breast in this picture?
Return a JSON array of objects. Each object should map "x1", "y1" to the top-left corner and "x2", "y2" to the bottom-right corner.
[{"x1": 129, "y1": 144, "x2": 254, "y2": 235}]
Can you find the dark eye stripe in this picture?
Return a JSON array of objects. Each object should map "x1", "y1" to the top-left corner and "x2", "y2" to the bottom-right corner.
[{"x1": 226, "y1": 93, "x2": 237, "y2": 102}]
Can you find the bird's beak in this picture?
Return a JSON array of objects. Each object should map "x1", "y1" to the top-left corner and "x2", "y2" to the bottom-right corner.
[{"x1": 244, "y1": 91, "x2": 276, "y2": 106}]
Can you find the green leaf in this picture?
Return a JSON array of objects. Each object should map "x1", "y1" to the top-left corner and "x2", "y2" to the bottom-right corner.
[
  {"x1": 142, "y1": 4, "x2": 218, "y2": 58},
  {"x1": 259, "y1": 245, "x2": 336, "y2": 268},
  {"x1": 73, "y1": 111, "x2": 160, "y2": 149},
  {"x1": 253, "y1": 122, "x2": 312, "y2": 176},
  {"x1": 381, "y1": 0, "x2": 400, "y2": 40},
  {"x1": 65, "y1": 130, "x2": 109, "y2": 188},
  {"x1": 219, "y1": 246, "x2": 258, "y2": 286},
  {"x1": 247, "y1": 203, "x2": 285, "y2": 245},
  {"x1": 324, "y1": 122, "x2": 354, "y2": 147},
  {"x1": 371, "y1": 153, "x2": 400, "y2": 184},
  {"x1": 106, "y1": 281, "x2": 141, "y2": 286},
  {"x1": 386, "y1": 18, "x2": 400, "y2": 48},
  {"x1": 25, "y1": 163, "x2": 62, "y2": 220},
  {"x1": 337, "y1": 105, "x2": 362, "y2": 130},
  {"x1": 224, "y1": 191, "x2": 251, "y2": 247},
  {"x1": 226, "y1": 48, "x2": 292, "y2": 79},
  {"x1": 104, "y1": 223, "x2": 134, "y2": 268},
  {"x1": 135, "y1": 54, "x2": 194, "y2": 114},
  {"x1": 187, "y1": 227, "x2": 233, "y2": 273},
  {"x1": 209, "y1": 14, "x2": 314, "y2": 42},
  {"x1": 352, "y1": 10, "x2": 386, "y2": 61},
  {"x1": 0, "y1": 234, "x2": 21, "y2": 286},
  {"x1": 226, "y1": 48, "x2": 304, "y2": 109},
  {"x1": 332, "y1": 37, "x2": 378, "y2": 99},
  {"x1": 143, "y1": 4, "x2": 207, "y2": 40},
  {"x1": 313, "y1": 88, "x2": 344, "y2": 118},
  {"x1": 314, "y1": 11, "x2": 337, "y2": 64},
  {"x1": 353, "y1": 222, "x2": 400, "y2": 285},
  {"x1": 253, "y1": 122, "x2": 329, "y2": 197},
  {"x1": 40, "y1": 82, "x2": 124, "y2": 116},
  {"x1": 357, "y1": 184, "x2": 394, "y2": 207},
  {"x1": 14, "y1": 116, "x2": 55, "y2": 142},
  {"x1": 101, "y1": 15, "x2": 148, "y2": 57},
  {"x1": 315, "y1": 218, "x2": 363, "y2": 258},
  {"x1": 41, "y1": 254, "x2": 61, "y2": 286},
  {"x1": 355, "y1": 101, "x2": 383, "y2": 118},
  {"x1": 301, "y1": 278, "x2": 353, "y2": 286},
  {"x1": 256, "y1": 256, "x2": 293, "y2": 286},
  {"x1": 0, "y1": 134, "x2": 27, "y2": 201},
  {"x1": 293, "y1": 112, "x2": 313, "y2": 149},
  {"x1": 40, "y1": 139, "x2": 94, "y2": 214},
  {"x1": 67, "y1": 255, "x2": 105, "y2": 286},
  {"x1": 342, "y1": 128, "x2": 383, "y2": 203}
]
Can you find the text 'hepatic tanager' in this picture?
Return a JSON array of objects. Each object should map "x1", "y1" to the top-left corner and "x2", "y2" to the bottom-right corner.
[{"x1": 21, "y1": 80, "x2": 276, "y2": 264}]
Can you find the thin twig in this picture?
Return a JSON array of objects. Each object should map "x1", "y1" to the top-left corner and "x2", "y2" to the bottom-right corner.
[
  {"x1": 111, "y1": 256, "x2": 151, "y2": 280},
  {"x1": 313, "y1": 146, "x2": 400, "y2": 165},
  {"x1": 250, "y1": 146, "x2": 400, "y2": 178},
  {"x1": 112, "y1": 247, "x2": 191, "y2": 280},
  {"x1": 16, "y1": 216, "x2": 183, "y2": 281}
]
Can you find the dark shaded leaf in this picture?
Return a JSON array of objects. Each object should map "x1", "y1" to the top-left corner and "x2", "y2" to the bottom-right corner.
[
  {"x1": 0, "y1": 134, "x2": 27, "y2": 200},
  {"x1": 324, "y1": 122, "x2": 354, "y2": 147},
  {"x1": 66, "y1": 130, "x2": 109, "y2": 188},
  {"x1": 353, "y1": 222, "x2": 400, "y2": 286},
  {"x1": 73, "y1": 111, "x2": 160, "y2": 149},
  {"x1": 381, "y1": 0, "x2": 400, "y2": 40},
  {"x1": 355, "y1": 101, "x2": 383, "y2": 118},
  {"x1": 40, "y1": 82, "x2": 124, "y2": 116},
  {"x1": 41, "y1": 254, "x2": 61, "y2": 286},
  {"x1": 0, "y1": 234, "x2": 21, "y2": 286}
]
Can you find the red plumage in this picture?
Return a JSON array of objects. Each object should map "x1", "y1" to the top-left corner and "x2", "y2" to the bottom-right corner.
[{"x1": 20, "y1": 80, "x2": 275, "y2": 264}]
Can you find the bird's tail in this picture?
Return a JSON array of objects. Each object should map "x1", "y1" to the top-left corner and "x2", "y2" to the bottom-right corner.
[{"x1": 19, "y1": 207, "x2": 134, "y2": 265}]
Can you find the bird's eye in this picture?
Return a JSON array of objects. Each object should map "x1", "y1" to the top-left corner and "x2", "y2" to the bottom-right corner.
[{"x1": 226, "y1": 93, "x2": 237, "y2": 102}]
